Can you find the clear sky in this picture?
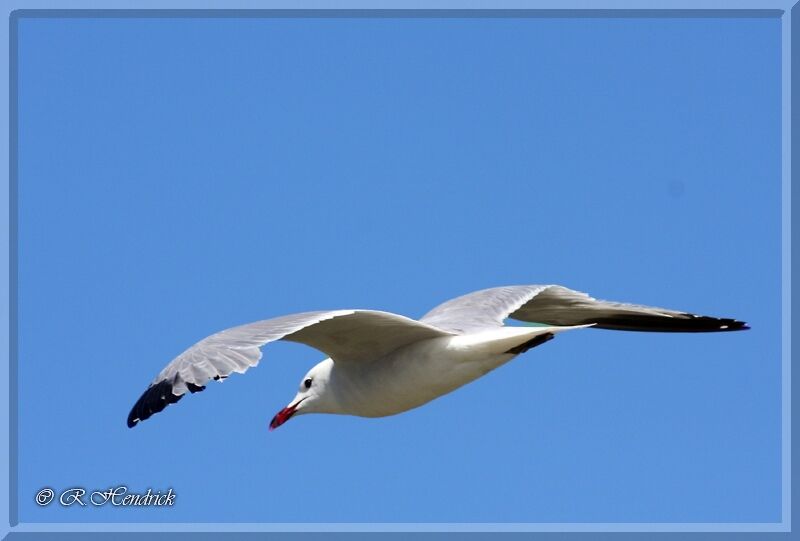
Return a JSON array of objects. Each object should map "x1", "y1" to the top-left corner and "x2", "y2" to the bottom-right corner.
[{"x1": 16, "y1": 15, "x2": 780, "y2": 523}]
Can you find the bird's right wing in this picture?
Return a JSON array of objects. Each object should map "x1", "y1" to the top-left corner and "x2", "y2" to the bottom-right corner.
[
  {"x1": 128, "y1": 309, "x2": 453, "y2": 428},
  {"x1": 421, "y1": 285, "x2": 749, "y2": 333}
]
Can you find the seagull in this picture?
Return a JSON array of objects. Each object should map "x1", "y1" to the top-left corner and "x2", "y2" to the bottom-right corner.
[{"x1": 127, "y1": 285, "x2": 748, "y2": 430}]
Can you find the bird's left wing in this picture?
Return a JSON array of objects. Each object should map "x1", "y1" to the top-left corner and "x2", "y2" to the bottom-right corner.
[{"x1": 127, "y1": 309, "x2": 453, "y2": 427}]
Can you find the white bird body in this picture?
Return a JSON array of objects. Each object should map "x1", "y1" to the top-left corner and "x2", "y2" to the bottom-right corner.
[
  {"x1": 314, "y1": 326, "x2": 583, "y2": 418},
  {"x1": 126, "y1": 284, "x2": 748, "y2": 431}
]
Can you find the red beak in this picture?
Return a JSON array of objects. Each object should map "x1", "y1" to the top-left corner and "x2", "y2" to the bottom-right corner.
[{"x1": 269, "y1": 398, "x2": 306, "y2": 431}]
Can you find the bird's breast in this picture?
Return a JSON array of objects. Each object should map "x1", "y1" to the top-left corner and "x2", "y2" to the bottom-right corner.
[{"x1": 333, "y1": 328, "x2": 542, "y2": 418}]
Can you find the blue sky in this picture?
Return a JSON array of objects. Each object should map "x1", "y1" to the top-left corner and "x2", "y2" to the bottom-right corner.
[{"x1": 16, "y1": 15, "x2": 780, "y2": 523}]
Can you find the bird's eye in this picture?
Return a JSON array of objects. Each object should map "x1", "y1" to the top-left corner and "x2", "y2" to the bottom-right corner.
[{"x1": 303, "y1": 378, "x2": 312, "y2": 389}]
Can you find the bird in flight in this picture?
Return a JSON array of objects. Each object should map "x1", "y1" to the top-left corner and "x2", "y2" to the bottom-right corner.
[{"x1": 127, "y1": 285, "x2": 748, "y2": 430}]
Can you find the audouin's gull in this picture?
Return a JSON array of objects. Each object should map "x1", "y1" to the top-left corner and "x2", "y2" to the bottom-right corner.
[{"x1": 126, "y1": 285, "x2": 748, "y2": 430}]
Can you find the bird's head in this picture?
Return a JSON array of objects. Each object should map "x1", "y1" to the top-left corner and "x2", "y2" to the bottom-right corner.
[{"x1": 269, "y1": 358, "x2": 335, "y2": 431}]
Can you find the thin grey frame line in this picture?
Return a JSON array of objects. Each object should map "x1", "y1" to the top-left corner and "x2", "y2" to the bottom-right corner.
[
  {"x1": 5, "y1": 8, "x2": 786, "y2": 18},
  {"x1": 5, "y1": 521, "x2": 794, "y2": 533},
  {"x1": 8, "y1": 6, "x2": 18, "y2": 535},
  {"x1": 783, "y1": 2, "x2": 794, "y2": 533}
]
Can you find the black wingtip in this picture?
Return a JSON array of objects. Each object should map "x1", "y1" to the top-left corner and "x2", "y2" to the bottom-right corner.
[
  {"x1": 725, "y1": 320, "x2": 750, "y2": 331},
  {"x1": 691, "y1": 316, "x2": 749, "y2": 332},
  {"x1": 127, "y1": 380, "x2": 191, "y2": 429},
  {"x1": 591, "y1": 314, "x2": 750, "y2": 333}
]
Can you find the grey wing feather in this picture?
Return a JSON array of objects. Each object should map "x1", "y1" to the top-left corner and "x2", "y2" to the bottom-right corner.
[
  {"x1": 421, "y1": 285, "x2": 749, "y2": 334},
  {"x1": 420, "y1": 286, "x2": 549, "y2": 333},
  {"x1": 128, "y1": 309, "x2": 452, "y2": 427}
]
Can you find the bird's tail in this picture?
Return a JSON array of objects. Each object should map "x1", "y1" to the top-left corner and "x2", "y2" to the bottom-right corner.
[{"x1": 448, "y1": 325, "x2": 592, "y2": 357}]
